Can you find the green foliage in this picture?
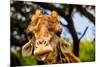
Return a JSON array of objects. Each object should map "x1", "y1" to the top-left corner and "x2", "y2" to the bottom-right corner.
[
  {"x1": 65, "y1": 40, "x2": 95, "y2": 62},
  {"x1": 20, "y1": 56, "x2": 37, "y2": 66},
  {"x1": 11, "y1": 51, "x2": 37, "y2": 66},
  {"x1": 79, "y1": 41, "x2": 95, "y2": 62}
]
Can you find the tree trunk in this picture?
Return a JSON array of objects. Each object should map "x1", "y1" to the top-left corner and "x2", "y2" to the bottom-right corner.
[
  {"x1": 65, "y1": 6, "x2": 79, "y2": 57},
  {"x1": 67, "y1": 17, "x2": 79, "y2": 57}
]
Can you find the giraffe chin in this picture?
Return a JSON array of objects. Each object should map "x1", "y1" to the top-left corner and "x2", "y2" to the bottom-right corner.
[
  {"x1": 39, "y1": 55, "x2": 47, "y2": 61},
  {"x1": 35, "y1": 54, "x2": 47, "y2": 61}
]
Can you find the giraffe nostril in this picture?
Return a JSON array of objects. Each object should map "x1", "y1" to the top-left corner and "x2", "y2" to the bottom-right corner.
[
  {"x1": 37, "y1": 40, "x2": 43, "y2": 45},
  {"x1": 36, "y1": 40, "x2": 48, "y2": 46},
  {"x1": 39, "y1": 41, "x2": 42, "y2": 44},
  {"x1": 44, "y1": 41, "x2": 46, "y2": 44}
]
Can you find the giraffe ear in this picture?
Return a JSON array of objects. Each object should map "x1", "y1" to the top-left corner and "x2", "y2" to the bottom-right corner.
[{"x1": 22, "y1": 40, "x2": 33, "y2": 56}]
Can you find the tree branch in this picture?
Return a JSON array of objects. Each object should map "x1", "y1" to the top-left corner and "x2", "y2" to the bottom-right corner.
[
  {"x1": 75, "y1": 5, "x2": 95, "y2": 25},
  {"x1": 60, "y1": 22, "x2": 67, "y2": 27},
  {"x1": 79, "y1": 26, "x2": 89, "y2": 41}
]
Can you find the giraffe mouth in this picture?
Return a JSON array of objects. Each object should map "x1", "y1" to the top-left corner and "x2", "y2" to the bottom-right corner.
[
  {"x1": 35, "y1": 54, "x2": 48, "y2": 61},
  {"x1": 39, "y1": 55, "x2": 47, "y2": 61}
]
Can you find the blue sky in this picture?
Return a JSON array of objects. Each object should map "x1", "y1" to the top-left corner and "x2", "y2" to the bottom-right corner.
[{"x1": 61, "y1": 10, "x2": 95, "y2": 41}]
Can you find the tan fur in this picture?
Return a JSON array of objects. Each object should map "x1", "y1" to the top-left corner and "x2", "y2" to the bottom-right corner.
[{"x1": 22, "y1": 10, "x2": 80, "y2": 64}]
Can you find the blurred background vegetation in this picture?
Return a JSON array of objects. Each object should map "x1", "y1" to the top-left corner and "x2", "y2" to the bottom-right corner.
[{"x1": 10, "y1": 0, "x2": 95, "y2": 66}]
